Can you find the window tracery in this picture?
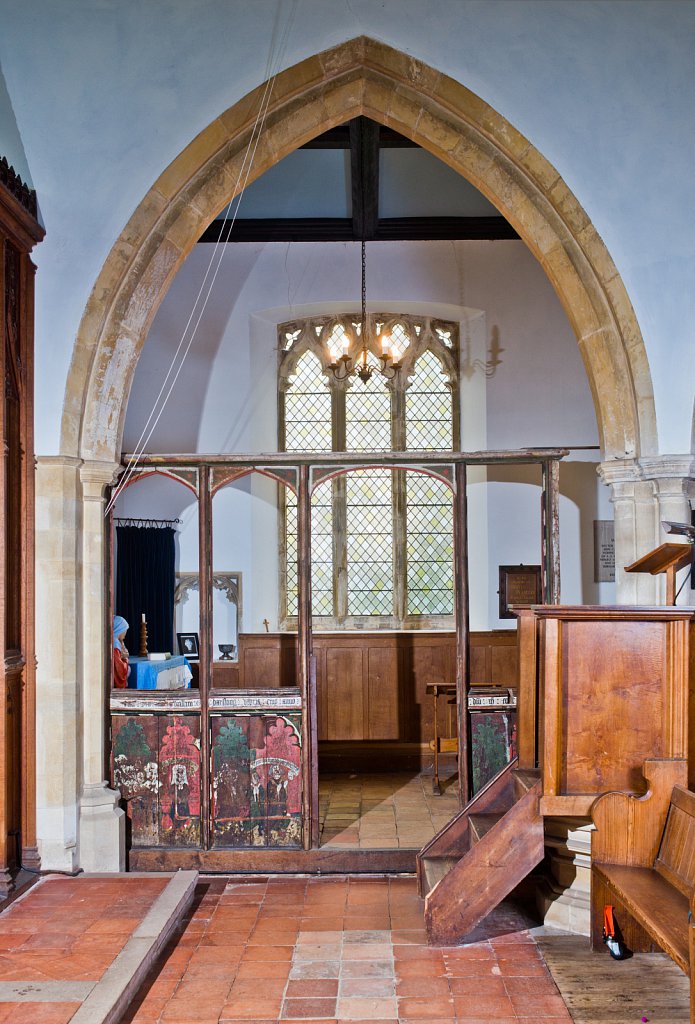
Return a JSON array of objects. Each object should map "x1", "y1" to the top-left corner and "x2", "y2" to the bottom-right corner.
[{"x1": 278, "y1": 313, "x2": 459, "y2": 628}]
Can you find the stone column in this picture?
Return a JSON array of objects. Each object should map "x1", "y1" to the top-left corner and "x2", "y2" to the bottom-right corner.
[
  {"x1": 641, "y1": 456, "x2": 695, "y2": 603},
  {"x1": 598, "y1": 459, "x2": 659, "y2": 603},
  {"x1": 601, "y1": 456, "x2": 695, "y2": 605},
  {"x1": 35, "y1": 456, "x2": 82, "y2": 871},
  {"x1": 77, "y1": 459, "x2": 125, "y2": 872},
  {"x1": 537, "y1": 819, "x2": 593, "y2": 935}
]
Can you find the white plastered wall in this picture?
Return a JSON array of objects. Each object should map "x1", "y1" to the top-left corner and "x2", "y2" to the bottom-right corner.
[{"x1": 118, "y1": 238, "x2": 612, "y2": 633}]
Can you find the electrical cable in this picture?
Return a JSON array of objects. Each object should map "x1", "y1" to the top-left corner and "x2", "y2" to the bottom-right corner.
[
  {"x1": 105, "y1": 0, "x2": 298, "y2": 516},
  {"x1": 675, "y1": 562, "x2": 693, "y2": 600}
]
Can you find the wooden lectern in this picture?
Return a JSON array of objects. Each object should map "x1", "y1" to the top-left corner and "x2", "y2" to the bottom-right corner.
[{"x1": 625, "y1": 542, "x2": 693, "y2": 604}]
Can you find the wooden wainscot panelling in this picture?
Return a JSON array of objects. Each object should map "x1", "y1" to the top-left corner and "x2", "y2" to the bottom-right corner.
[
  {"x1": 238, "y1": 633, "x2": 297, "y2": 688},
  {"x1": 325, "y1": 646, "x2": 365, "y2": 740},
  {"x1": 367, "y1": 645, "x2": 399, "y2": 740},
  {"x1": 532, "y1": 606, "x2": 695, "y2": 817},
  {"x1": 220, "y1": 631, "x2": 517, "y2": 757},
  {"x1": 211, "y1": 661, "x2": 239, "y2": 688}
]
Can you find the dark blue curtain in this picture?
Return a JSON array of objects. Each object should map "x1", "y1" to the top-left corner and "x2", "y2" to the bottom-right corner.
[{"x1": 115, "y1": 526, "x2": 175, "y2": 654}]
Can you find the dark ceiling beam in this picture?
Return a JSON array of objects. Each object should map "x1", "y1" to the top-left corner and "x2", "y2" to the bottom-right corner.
[
  {"x1": 350, "y1": 116, "x2": 380, "y2": 240},
  {"x1": 376, "y1": 217, "x2": 519, "y2": 241},
  {"x1": 300, "y1": 123, "x2": 418, "y2": 149},
  {"x1": 198, "y1": 216, "x2": 519, "y2": 243}
]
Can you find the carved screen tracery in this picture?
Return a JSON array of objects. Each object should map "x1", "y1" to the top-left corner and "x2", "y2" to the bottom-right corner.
[{"x1": 278, "y1": 313, "x2": 459, "y2": 628}]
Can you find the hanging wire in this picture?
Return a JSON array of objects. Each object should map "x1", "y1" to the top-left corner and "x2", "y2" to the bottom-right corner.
[{"x1": 105, "y1": 0, "x2": 299, "y2": 517}]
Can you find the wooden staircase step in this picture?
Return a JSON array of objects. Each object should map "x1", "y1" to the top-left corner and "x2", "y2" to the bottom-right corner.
[
  {"x1": 513, "y1": 768, "x2": 541, "y2": 796},
  {"x1": 423, "y1": 772, "x2": 544, "y2": 944},
  {"x1": 468, "y1": 813, "x2": 503, "y2": 843},
  {"x1": 422, "y1": 854, "x2": 459, "y2": 892}
]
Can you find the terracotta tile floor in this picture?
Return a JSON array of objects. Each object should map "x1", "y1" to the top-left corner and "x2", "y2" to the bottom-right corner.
[
  {"x1": 0, "y1": 874, "x2": 169, "y2": 1023},
  {"x1": 125, "y1": 875, "x2": 573, "y2": 1023},
  {"x1": 319, "y1": 771, "x2": 460, "y2": 849}
]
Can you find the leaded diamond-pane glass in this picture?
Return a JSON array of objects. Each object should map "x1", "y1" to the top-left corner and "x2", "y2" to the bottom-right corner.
[
  {"x1": 327, "y1": 323, "x2": 350, "y2": 360},
  {"x1": 311, "y1": 480, "x2": 334, "y2": 616},
  {"x1": 383, "y1": 320, "x2": 411, "y2": 360},
  {"x1": 346, "y1": 469, "x2": 393, "y2": 615},
  {"x1": 406, "y1": 473, "x2": 454, "y2": 615},
  {"x1": 346, "y1": 356, "x2": 391, "y2": 451},
  {"x1": 405, "y1": 350, "x2": 453, "y2": 451},
  {"x1": 285, "y1": 490, "x2": 299, "y2": 617},
  {"x1": 285, "y1": 352, "x2": 332, "y2": 452},
  {"x1": 284, "y1": 484, "x2": 334, "y2": 618}
]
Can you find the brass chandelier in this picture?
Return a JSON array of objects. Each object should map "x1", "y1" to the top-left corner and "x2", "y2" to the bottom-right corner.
[{"x1": 326, "y1": 240, "x2": 402, "y2": 384}]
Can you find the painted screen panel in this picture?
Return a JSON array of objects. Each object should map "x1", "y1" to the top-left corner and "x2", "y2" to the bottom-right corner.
[
  {"x1": 211, "y1": 713, "x2": 302, "y2": 848},
  {"x1": 111, "y1": 713, "x2": 201, "y2": 847}
]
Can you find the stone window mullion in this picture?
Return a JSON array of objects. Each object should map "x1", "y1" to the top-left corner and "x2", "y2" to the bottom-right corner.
[
  {"x1": 391, "y1": 384, "x2": 407, "y2": 626},
  {"x1": 331, "y1": 381, "x2": 348, "y2": 622}
]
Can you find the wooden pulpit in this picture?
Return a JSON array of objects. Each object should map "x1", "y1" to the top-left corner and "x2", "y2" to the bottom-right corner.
[{"x1": 625, "y1": 542, "x2": 693, "y2": 604}]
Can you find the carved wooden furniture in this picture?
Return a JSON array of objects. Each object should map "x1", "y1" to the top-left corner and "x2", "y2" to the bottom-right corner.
[
  {"x1": 591, "y1": 758, "x2": 695, "y2": 1023},
  {"x1": 427, "y1": 683, "x2": 457, "y2": 794},
  {"x1": 418, "y1": 605, "x2": 695, "y2": 945},
  {"x1": 516, "y1": 605, "x2": 695, "y2": 813},
  {"x1": 0, "y1": 160, "x2": 43, "y2": 892},
  {"x1": 625, "y1": 542, "x2": 693, "y2": 605},
  {"x1": 418, "y1": 761, "x2": 544, "y2": 944}
]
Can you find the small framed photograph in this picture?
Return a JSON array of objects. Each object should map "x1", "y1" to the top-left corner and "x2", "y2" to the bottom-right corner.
[
  {"x1": 177, "y1": 632, "x2": 199, "y2": 660},
  {"x1": 498, "y1": 565, "x2": 542, "y2": 619}
]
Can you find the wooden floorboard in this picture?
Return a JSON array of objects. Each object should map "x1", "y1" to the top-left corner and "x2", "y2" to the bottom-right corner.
[{"x1": 537, "y1": 933, "x2": 690, "y2": 1023}]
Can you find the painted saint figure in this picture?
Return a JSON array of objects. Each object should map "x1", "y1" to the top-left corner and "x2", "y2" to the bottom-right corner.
[
  {"x1": 113, "y1": 615, "x2": 130, "y2": 689},
  {"x1": 250, "y1": 768, "x2": 265, "y2": 818}
]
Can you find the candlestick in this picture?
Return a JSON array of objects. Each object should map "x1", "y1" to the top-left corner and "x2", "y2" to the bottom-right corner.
[{"x1": 139, "y1": 615, "x2": 148, "y2": 657}]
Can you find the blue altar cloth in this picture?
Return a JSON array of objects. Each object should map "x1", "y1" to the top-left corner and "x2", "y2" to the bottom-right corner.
[{"x1": 127, "y1": 655, "x2": 192, "y2": 690}]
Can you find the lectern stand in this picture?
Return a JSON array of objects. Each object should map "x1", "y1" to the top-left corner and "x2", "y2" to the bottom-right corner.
[{"x1": 625, "y1": 542, "x2": 693, "y2": 605}]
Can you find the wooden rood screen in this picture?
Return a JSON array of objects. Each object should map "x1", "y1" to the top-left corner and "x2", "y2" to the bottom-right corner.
[{"x1": 109, "y1": 449, "x2": 565, "y2": 870}]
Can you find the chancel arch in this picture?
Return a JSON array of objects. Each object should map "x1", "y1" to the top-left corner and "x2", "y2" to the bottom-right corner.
[
  {"x1": 64, "y1": 36, "x2": 654, "y2": 465},
  {"x1": 38, "y1": 35, "x2": 667, "y2": 876}
]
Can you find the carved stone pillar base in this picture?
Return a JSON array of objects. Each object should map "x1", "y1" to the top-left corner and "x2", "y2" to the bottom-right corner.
[
  {"x1": 78, "y1": 782, "x2": 126, "y2": 873},
  {"x1": 21, "y1": 846, "x2": 41, "y2": 872},
  {"x1": 536, "y1": 818, "x2": 593, "y2": 935}
]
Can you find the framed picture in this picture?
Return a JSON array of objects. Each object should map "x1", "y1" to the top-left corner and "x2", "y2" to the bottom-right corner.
[
  {"x1": 498, "y1": 565, "x2": 542, "y2": 619},
  {"x1": 177, "y1": 632, "x2": 200, "y2": 660}
]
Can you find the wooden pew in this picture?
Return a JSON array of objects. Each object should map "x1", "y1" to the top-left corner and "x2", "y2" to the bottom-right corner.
[{"x1": 591, "y1": 759, "x2": 695, "y2": 1023}]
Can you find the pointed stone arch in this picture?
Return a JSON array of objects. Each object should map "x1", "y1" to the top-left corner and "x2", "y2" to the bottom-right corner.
[{"x1": 62, "y1": 35, "x2": 656, "y2": 462}]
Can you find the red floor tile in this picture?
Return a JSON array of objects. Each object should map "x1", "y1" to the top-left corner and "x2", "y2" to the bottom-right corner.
[
  {"x1": 452, "y1": 993, "x2": 516, "y2": 1018},
  {"x1": 286, "y1": 979, "x2": 339, "y2": 997},
  {"x1": 397, "y1": 995, "x2": 456, "y2": 1018}
]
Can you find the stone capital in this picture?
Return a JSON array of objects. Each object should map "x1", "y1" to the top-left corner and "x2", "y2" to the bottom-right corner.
[
  {"x1": 79, "y1": 459, "x2": 121, "y2": 499},
  {"x1": 597, "y1": 458, "x2": 641, "y2": 489},
  {"x1": 637, "y1": 454, "x2": 695, "y2": 481}
]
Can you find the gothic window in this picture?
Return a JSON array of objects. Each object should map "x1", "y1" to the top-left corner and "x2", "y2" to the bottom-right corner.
[{"x1": 279, "y1": 314, "x2": 459, "y2": 628}]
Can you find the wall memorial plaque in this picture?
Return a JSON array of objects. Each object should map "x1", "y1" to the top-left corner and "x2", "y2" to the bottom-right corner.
[
  {"x1": 498, "y1": 565, "x2": 542, "y2": 619},
  {"x1": 594, "y1": 520, "x2": 615, "y2": 582}
]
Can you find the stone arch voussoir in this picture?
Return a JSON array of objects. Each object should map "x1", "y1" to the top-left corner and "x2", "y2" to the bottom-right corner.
[{"x1": 63, "y1": 35, "x2": 656, "y2": 463}]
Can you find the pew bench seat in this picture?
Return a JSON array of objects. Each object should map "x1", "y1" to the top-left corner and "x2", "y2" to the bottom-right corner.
[{"x1": 593, "y1": 862, "x2": 691, "y2": 973}]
